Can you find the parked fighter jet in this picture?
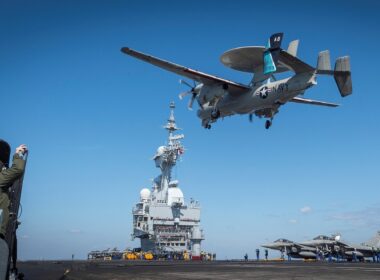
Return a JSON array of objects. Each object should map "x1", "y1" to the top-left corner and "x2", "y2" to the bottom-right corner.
[
  {"x1": 301, "y1": 232, "x2": 380, "y2": 261},
  {"x1": 300, "y1": 235, "x2": 344, "y2": 259},
  {"x1": 335, "y1": 233, "x2": 380, "y2": 261},
  {"x1": 261, "y1": 238, "x2": 317, "y2": 259},
  {"x1": 121, "y1": 33, "x2": 352, "y2": 129}
]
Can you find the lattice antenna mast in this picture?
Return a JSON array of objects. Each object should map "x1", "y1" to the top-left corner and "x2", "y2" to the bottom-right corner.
[{"x1": 154, "y1": 102, "x2": 185, "y2": 197}]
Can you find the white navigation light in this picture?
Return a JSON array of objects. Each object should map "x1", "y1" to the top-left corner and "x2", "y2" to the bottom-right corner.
[
  {"x1": 335, "y1": 235, "x2": 341, "y2": 241},
  {"x1": 140, "y1": 188, "x2": 151, "y2": 201}
]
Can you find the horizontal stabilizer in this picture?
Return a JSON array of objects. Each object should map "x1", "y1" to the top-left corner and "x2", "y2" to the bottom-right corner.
[{"x1": 290, "y1": 97, "x2": 339, "y2": 107}]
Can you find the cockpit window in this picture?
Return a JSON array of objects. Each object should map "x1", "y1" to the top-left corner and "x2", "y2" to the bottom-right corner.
[
  {"x1": 313, "y1": 235, "x2": 331, "y2": 240},
  {"x1": 274, "y1": 238, "x2": 292, "y2": 243}
]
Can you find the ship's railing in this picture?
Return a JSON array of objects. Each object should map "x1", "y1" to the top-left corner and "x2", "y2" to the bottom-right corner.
[
  {"x1": 132, "y1": 208, "x2": 144, "y2": 215},
  {"x1": 156, "y1": 232, "x2": 188, "y2": 237}
]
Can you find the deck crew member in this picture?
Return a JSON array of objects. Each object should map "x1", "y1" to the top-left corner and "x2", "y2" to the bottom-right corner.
[{"x1": 0, "y1": 141, "x2": 27, "y2": 239}]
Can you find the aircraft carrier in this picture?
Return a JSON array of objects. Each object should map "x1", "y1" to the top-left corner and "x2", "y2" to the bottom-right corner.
[{"x1": 131, "y1": 102, "x2": 204, "y2": 259}]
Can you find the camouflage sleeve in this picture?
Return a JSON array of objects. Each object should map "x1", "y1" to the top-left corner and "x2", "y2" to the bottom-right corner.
[{"x1": 0, "y1": 154, "x2": 26, "y2": 189}]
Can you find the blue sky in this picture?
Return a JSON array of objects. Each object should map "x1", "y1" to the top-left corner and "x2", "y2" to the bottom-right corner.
[{"x1": 1, "y1": 0, "x2": 379, "y2": 260}]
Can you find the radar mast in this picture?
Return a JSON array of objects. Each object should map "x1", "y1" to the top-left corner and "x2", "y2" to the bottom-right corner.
[{"x1": 153, "y1": 102, "x2": 184, "y2": 201}]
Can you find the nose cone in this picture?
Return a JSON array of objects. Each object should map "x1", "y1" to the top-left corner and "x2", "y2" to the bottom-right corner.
[{"x1": 261, "y1": 243, "x2": 276, "y2": 249}]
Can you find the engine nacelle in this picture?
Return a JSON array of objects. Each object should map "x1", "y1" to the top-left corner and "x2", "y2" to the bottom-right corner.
[{"x1": 198, "y1": 84, "x2": 227, "y2": 105}]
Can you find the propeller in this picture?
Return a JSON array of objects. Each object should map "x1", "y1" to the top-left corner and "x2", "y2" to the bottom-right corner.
[
  {"x1": 179, "y1": 79, "x2": 199, "y2": 110},
  {"x1": 249, "y1": 114, "x2": 253, "y2": 122}
]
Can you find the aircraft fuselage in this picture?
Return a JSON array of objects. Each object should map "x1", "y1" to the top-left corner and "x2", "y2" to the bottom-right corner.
[{"x1": 197, "y1": 72, "x2": 316, "y2": 125}]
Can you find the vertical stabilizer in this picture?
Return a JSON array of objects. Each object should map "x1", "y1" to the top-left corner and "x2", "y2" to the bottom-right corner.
[
  {"x1": 365, "y1": 231, "x2": 380, "y2": 248},
  {"x1": 287, "y1": 40, "x2": 299, "y2": 57},
  {"x1": 263, "y1": 33, "x2": 284, "y2": 75},
  {"x1": 334, "y1": 56, "x2": 352, "y2": 97},
  {"x1": 317, "y1": 50, "x2": 331, "y2": 72}
]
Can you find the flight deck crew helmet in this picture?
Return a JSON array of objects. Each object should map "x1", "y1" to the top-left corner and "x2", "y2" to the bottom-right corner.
[{"x1": 0, "y1": 139, "x2": 11, "y2": 168}]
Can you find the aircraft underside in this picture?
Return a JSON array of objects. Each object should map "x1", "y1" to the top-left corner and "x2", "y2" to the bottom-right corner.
[{"x1": 199, "y1": 85, "x2": 305, "y2": 129}]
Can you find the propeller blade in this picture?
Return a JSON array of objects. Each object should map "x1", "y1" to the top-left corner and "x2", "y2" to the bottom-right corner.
[
  {"x1": 179, "y1": 91, "x2": 191, "y2": 100},
  {"x1": 188, "y1": 95, "x2": 196, "y2": 110},
  {"x1": 179, "y1": 79, "x2": 194, "y2": 89},
  {"x1": 249, "y1": 114, "x2": 253, "y2": 122}
]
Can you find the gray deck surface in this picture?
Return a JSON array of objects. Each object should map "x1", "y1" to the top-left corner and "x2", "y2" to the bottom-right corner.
[{"x1": 17, "y1": 260, "x2": 380, "y2": 280}]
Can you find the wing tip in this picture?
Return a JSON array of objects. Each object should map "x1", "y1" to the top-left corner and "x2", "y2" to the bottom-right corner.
[{"x1": 120, "y1": 47, "x2": 130, "y2": 54}]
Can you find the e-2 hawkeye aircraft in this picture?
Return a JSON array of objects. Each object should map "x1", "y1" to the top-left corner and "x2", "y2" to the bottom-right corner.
[{"x1": 121, "y1": 33, "x2": 352, "y2": 129}]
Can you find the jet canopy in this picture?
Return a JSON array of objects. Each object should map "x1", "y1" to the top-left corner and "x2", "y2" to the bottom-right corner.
[
  {"x1": 274, "y1": 238, "x2": 293, "y2": 243},
  {"x1": 313, "y1": 235, "x2": 333, "y2": 240}
]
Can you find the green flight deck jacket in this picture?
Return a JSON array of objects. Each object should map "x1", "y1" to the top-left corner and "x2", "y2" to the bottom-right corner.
[{"x1": 0, "y1": 154, "x2": 25, "y2": 236}]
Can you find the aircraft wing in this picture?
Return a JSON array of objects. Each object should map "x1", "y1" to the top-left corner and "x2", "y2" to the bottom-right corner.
[
  {"x1": 121, "y1": 47, "x2": 250, "y2": 94},
  {"x1": 294, "y1": 242, "x2": 317, "y2": 252},
  {"x1": 290, "y1": 97, "x2": 339, "y2": 107}
]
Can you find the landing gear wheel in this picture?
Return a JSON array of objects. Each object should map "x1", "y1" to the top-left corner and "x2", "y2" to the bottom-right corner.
[
  {"x1": 265, "y1": 120, "x2": 272, "y2": 129},
  {"x1": 204, "y1": 123, "x2": 211, "y2": 129}
]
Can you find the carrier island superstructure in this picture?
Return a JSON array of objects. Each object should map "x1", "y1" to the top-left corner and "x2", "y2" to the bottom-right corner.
[{"x1": 132, "y1": 102, "x2": 204, "y2": 260}]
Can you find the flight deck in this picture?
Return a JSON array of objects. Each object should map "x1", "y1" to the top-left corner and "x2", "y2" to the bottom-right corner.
[{"x1": 18, "y1": 260, "x2": 380, "y2": 280}]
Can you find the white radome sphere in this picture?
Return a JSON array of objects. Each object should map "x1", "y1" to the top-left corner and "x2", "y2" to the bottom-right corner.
[
  {"x1": 140, "y1": 188, "x2": 151, "y2": 201},
  {"x1": 156, "y1": 146, "x2": 166, "y2": 156}
]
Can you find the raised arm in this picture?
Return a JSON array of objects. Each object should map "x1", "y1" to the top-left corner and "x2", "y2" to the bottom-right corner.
[{"x1": 0, "y1": 145, "x2": 27, "y2": 189}]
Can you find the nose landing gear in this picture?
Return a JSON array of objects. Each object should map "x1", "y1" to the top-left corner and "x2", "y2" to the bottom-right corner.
[
  {"x1": 202, "y1": 120, "x2": 212, "y2": 130},
  {"x1": 265, "y1": 119, "x2": 272, "y2": 129},
  {"x1": 211, "y1": 109, "x2": 220, "y2": 120}
]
